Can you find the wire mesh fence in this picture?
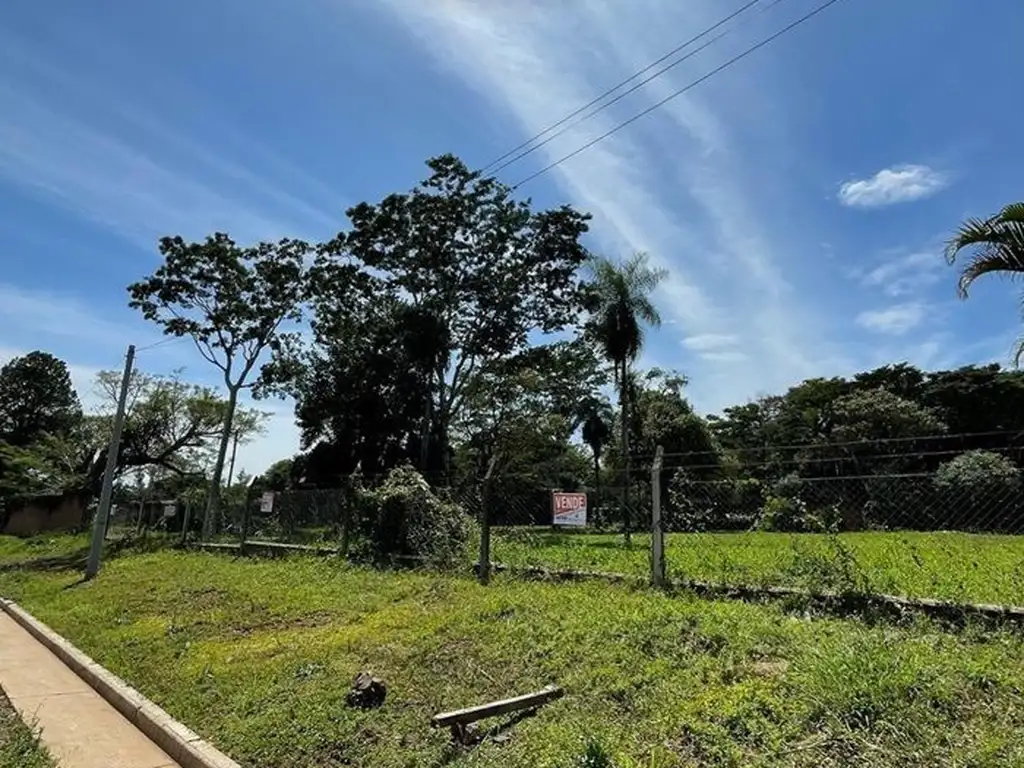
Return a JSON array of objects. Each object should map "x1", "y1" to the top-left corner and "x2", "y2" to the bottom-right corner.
[
  {"x1": 483, "y1": 438, "x2": 1024, "y2": 608},
  {"x1": 170, "y1": 433, "x2": 1024, "y2": 610}
]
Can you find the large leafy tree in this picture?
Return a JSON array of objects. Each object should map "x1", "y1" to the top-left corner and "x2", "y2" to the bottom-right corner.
[
  {"x1": 282, "y1": 294, "x2": 441, "y2": 480},
  {"x1": 946, "y1": 202, "x2": 1024, "y2": 359},
  {"x1": 921, "y1": 364, "x2": 1024, "y2": 437},
  {"x1": 453, "y1": 342, "x2": 600, "y2": 524},
  {"x1": 454, "y1": 339, "x2": 607, "y2": 476},
  {"x1": 0, "y1": 351, "x2": 81, "y2": 448},
  {"x1": 583, "y1": 252, "x2": 666, "y2": 541},
  {"x1": 311, "y1": 154, "x2": 593, "y2": 475},
  {"x1": 127, "y1": 233, "x2": 310, "y2": 534}
]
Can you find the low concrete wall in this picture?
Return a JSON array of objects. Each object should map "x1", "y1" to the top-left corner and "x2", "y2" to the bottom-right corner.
[{"x1": 2, "y1": 492, "x2": 88, "y2": 536}]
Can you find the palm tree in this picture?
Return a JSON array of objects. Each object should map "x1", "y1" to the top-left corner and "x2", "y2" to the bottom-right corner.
[
  {"x1": 584, "y1": 252, "x2": 667, "y2": 544},
  {"x1": 946, "y1": 202, "x2": 1024, "y2": 361},
  {"x1": 581, "y1": 402, "x2": 612, "y2": 520}
]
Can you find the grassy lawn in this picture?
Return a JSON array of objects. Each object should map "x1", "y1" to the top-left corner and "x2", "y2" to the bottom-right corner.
[
  {"x1": 0, "y1": 687, "x2": 53, "y2": 768},
  {"x1": 0, "y1": 533, "x2": 90, "y2": 568},
  {"x1": 1, "y1": 546, "x2": 1024, "y2": 767},
  {"x1": 493, "y1": 529, "x2": 1024, "y2": 606}
]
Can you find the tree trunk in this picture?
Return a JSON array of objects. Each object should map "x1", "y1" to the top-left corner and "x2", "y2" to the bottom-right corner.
[
  {"x1": 203, "y1": 386, "x2": 238, "y2": 539},
  {"x1": 592, "y1": 449, "x2": 602, "y2": 526},
  {"x1": 620, "y1": 359, "x2": 631, "y2": 546}
]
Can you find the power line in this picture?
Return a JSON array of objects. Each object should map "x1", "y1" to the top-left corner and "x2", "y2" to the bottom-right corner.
[
  {"x1": 511, "y1": 0, "x2": 847, "y2": 190},
  {"x1": 490, "y1": 0, "x2": 789, "y2": 176},
  {"x1": 641, "y1": 446, "x2": 1024, "y2": 475},
  {"x1": 627, "y1": 429, "x2": 1024, "y2": 462},
  {"x1": 622, "y1": 428, "x2": 1024, "y2": 462},
  {"x1": 135, "y1": 336, "x2": 187, "y2": 353},
  {"x1": 482, "y1": 0, "x2": 769, "y2": 174}
]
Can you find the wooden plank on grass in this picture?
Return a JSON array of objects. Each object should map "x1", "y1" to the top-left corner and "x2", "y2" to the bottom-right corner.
[{"x1": 432, "y1": 684, "x2": 564, "y2": 728}]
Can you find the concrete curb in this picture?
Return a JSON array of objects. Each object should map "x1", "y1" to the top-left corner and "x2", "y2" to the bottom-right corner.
[{"x1": 0, "y1": 599, "x2": 240, "y2": 768}]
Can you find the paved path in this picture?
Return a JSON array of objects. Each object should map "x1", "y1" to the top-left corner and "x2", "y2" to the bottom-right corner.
[{"x1": 0, "y1": 612, "x2": 180, "y2": 768}]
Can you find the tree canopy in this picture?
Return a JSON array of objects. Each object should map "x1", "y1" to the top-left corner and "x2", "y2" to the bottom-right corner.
[
  {"x1": 267, "y1": 154, "x2": 595, "y2": 481},
  {"x1": 0, "y1": 352, "x2": 81, "y2": 448},
  {"x1": 128, "y1": 233, "x2": 310, "y2": 531}
]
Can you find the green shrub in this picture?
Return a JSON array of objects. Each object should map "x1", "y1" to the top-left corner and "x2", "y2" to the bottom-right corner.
[
  {"x1": 772, "y1": 473, "x2": 805, "y2": 502},
  {"x1": 934, "y1": 450, "x2": 1020, "y2": 495},
  {"x1": 355, "y1": 466, "x2": 476, "y2": 565},
  {"x1": 757, "y1": 495, "x2": 839, "y2": 533},
  {"x1": 934, "y1": 451, "x2": 1022, "y2": 531},
  {"x1": 666, "y1": 472, "x2": 727, "y2": 531}
]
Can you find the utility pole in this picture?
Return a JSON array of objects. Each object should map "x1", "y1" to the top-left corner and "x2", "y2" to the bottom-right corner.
[{"x1": 85, "y1": 344, "x2": 135, "y2": 580}]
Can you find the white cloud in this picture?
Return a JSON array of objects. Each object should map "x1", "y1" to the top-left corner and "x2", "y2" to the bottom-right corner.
[
  {"x1": 682, "y1": 333, "x2": 738, "y2": 351},
  {"x1": 700, "y1": 350, "x2": 748, "y2": 363},
  {"x1": 855, "y1": 303, "x2": 928, "y2": 335},
  {"x1": 861, "y1": 251, "x2": 944, "y2": 296},
  {"x1": 838, "y1": 164, "x2": 949, "y2": 208}
]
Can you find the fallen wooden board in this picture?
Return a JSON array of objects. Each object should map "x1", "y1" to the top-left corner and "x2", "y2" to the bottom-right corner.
[{"x1": 432, "y1": 684, "x2": 564, "y2": 730}]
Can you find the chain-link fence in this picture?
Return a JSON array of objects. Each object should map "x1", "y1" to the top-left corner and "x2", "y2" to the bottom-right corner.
[
  {"x1": 483, "y1": 437, "x2": 1024, "y2": 608},
  {"x1": 659, "y1": 469, "x2": 1024, "y2": 605},
  {"x1": 104, "y1": 499, "x2": 177, "y2": 538},
  {"x1": 173, "y1": 433, "x2": 1024, "y2": 610}
]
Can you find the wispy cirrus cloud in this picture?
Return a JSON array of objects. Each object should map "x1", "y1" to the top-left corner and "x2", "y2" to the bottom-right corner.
[
  {"x1": 0, "y1": 75, "x2": 341, "y2": 250},
  {"x1": 838, "y1": 164, "x2": 949, "y2": 208},
  {"x1": 369, "y1": 0, "x2": 846, "y2": 412},
  {"x1": 0, "y1": 282, "x2": 144, "y2": 347},
  {"x1": 855, "y1": 302, "x2": 928, "y2": 335},
  {"x1": 861, "y1": 250, "x2": 945, "y2": 297},
  {"x1": 682, "y1": 333, "x2": 739, "y2": 351}
]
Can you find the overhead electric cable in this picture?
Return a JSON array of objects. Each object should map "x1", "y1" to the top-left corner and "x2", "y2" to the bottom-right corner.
[
  {"x1": 481, "y1": 0, "x2": 770, "y2": 173},
  {"x1": 511, "y1": 0, "x2": 847, "y2": 189},
  {"x1": 489, "y1": 0, "x2": 789, "y2": 175}
]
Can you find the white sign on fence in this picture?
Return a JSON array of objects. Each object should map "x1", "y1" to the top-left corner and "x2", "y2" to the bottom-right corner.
[
  {"x1": 259, "y1": 491, "x2": 275, "y2": 514},
  {"x1": 552, "y1": 491, "x2": 587, "y2": 527}
]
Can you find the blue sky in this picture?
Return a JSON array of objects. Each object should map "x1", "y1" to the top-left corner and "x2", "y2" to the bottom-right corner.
[{"x1": 1, "y1": 0, "x2": 1023, "y2": 475}]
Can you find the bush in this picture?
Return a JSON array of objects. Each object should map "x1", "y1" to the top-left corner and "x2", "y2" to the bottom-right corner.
[
  {"x1": 933, "y1": 451, "x2": 1022, "y2": 531},
  {"x1": 667, "y1": 476, "x2": 767, "y2": 532},
  {"x1": 934, "y1": 450, "x2": 1020, "y2": 494},
  {"x1": 773, "y1": 473, "x2": 805, "y2": 502},
  {"x1": 756, "y1": 475, "x2": 840, "y2": 533},
  {"x1": 356, "y1": 466, "x2": 477, "y2": 565}
]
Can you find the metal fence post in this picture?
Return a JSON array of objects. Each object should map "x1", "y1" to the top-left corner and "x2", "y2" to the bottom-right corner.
[
  {"x1": 651, "y1": 445, "x2": 666, "y2": 587},
  {"x1": 340, "y1": 480, "x2": 352, "y2": 557},
  {"x1": 239, "y1": 475, "x2": 260, "y2": 552},
  {"x1": 478, "y1": 455, "x2": 497, "y2": 585},
  {"x1": 180, "y1": 502, "x2": 192, "y2": 546}
]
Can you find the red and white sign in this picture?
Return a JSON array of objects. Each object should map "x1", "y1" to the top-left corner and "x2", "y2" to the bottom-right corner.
[{"x1": 552, "y1": 491, "x2": 587, "y2": 527}]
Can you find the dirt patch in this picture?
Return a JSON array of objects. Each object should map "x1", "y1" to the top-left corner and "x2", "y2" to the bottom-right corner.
[
  {"x1": 750, "y1": 660, "x2": 790, "y2": 679},
  {"x1": 229, "y1": 610, "x2": 335, "y2": 637}
]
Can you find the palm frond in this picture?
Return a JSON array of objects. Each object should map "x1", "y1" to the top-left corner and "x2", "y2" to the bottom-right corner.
[
  {"x1": 946, "y1": 202, "x2": 1024, "y2": 298},
  {"x1": 957, "y1": 247, "x2": 1024, "y2": 298}
]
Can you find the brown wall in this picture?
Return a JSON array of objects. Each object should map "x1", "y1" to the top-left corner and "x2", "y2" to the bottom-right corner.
[{"x1": 2, "y1": 493, "x2": 88, "y2": 537}]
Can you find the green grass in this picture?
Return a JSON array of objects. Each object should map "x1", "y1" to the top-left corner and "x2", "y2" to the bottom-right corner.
[
  {"x1": 2, "y1": 548, "x2": 1024, "y2": 767},
  {"x1": 0, "y1": 687, "x2": 53, "y2": 768},
  {"x1": 493, "y1": 529, "x2": 1024, "y2": 607},
  {"x1": 0, "y1": 533, "x2": 90, "y2": 568}
]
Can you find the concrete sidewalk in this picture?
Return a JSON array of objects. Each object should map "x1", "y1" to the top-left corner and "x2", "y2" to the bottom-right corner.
[{"x1": 0, "y1": 611, "x2": 179, "y2": 768}]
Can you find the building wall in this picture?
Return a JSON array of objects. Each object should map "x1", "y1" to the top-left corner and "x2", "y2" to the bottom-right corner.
[{"x1": 2, "y1": 492, "x2": 88, "y2": 537}]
